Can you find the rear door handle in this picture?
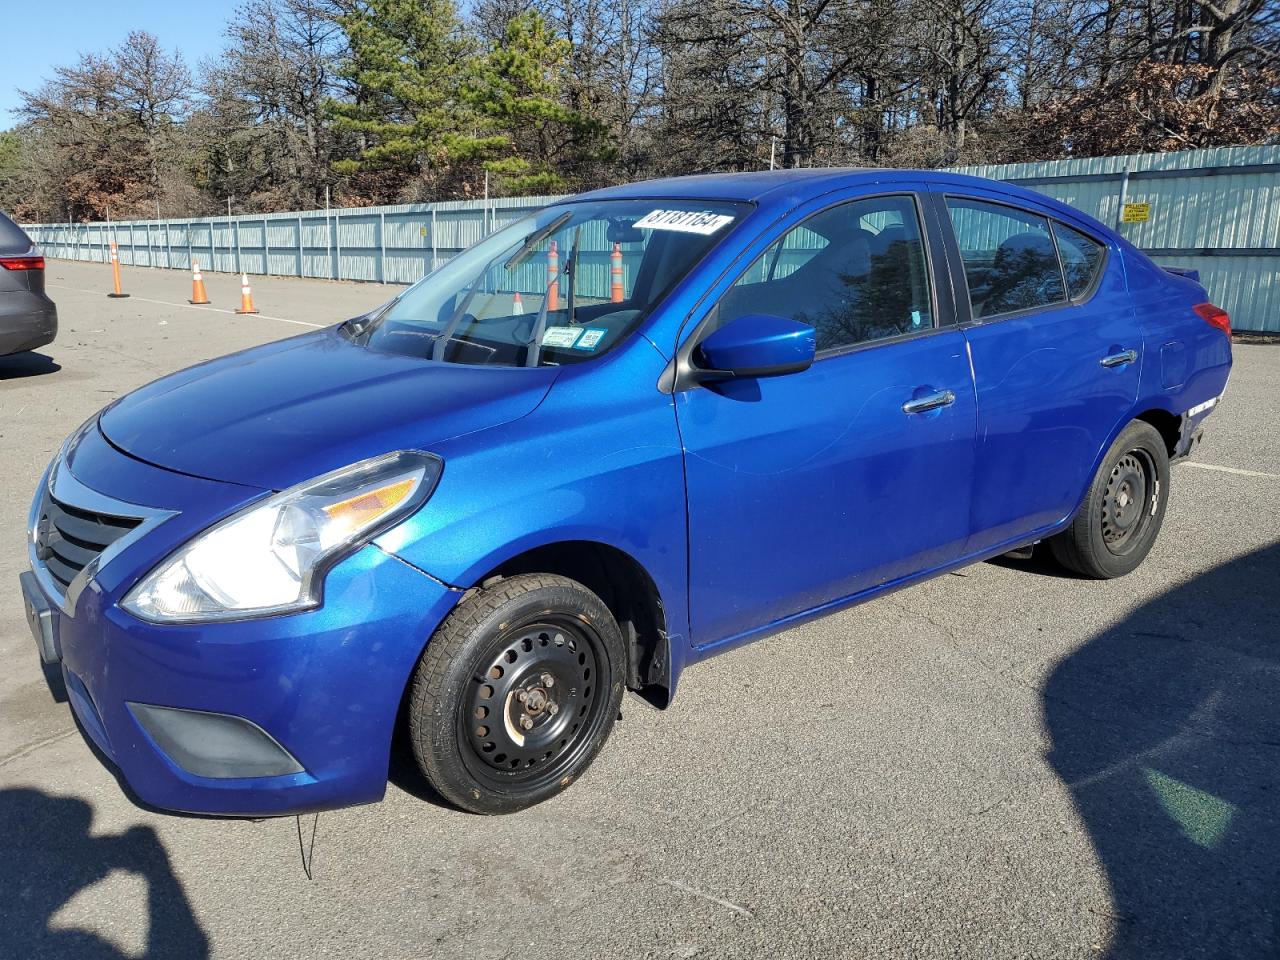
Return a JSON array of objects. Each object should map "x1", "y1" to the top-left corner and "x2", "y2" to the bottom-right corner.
[
  {"x1": 902, "y1": 389, "x2": 956, "y2": 414},
  {"x1": 1100, "y1": 349, "x2": 1138, "y2": 368}
]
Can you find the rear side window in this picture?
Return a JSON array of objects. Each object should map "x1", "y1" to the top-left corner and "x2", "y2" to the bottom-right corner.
[
  {"x1": 1053, "y1": 222, "x2": 1105, "y2": 299},
  {"x1": 0, "y1": 210, "x2": 32, "y2": 256},
  {"x1": 720, "y1": 194, "x2": 934, "y2": 353},
  {"x1": 945, "y1": 198, "x2": 1065, "y2": 319}
]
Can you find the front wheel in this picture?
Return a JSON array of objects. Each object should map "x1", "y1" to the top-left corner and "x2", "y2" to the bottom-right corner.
[
  {"x1": 1048, "y1": 420, "x2": 1170, "y2": 579},
  {"x1": 408, "y1": 573, "x2": 626, "y2": 814}
]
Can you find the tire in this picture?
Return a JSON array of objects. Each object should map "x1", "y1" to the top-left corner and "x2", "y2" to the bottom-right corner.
[
  {"x1": 1048, "y1": 420, "x2": 1170, "y2": 579},
  {"x1": 407, "y1": 573, "x2": 626, "y2": 814}
]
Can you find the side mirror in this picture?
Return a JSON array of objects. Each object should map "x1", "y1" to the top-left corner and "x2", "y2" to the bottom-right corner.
[{"x1": 694, "y1": 314, "x2": 816, "y2": 380}]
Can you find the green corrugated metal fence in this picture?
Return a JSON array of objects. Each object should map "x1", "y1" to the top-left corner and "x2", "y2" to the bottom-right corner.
[
  {"x1": 21, "y1": 145, "x2": 1280, "y2": 332},
  {"x1": 952, "y1": 146, "x2": 1280, "y2": 333}
]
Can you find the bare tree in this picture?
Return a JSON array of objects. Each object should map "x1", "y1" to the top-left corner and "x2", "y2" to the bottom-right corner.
[
  {"x1": 195, "y1": 0, "x2": 346, "y2": 210},
  {"x1": 112, "y1": 32, "x2": 192, "y2": 203},
  {"x1": 14, "y1": 33, "x2": 192, "y2": 219}
]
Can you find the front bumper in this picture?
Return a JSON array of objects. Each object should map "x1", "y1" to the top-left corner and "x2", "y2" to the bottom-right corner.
[{"x1": 24, "y1": 425, "x2": 460, "y2": 816}]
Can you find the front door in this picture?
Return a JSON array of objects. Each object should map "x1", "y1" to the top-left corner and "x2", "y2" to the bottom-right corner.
[{"x1": 675, "y1": 191, "x2": 977, "y2": 648}]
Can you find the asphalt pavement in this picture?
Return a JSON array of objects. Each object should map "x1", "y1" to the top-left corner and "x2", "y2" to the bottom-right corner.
[{"x1": 2, "y1": 259, "x2": 1278, "y2": 960}]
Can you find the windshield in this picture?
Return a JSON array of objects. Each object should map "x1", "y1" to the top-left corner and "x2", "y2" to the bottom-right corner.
[{"x1": 351, "y1": 198, "x2": 749, "y2": 366}]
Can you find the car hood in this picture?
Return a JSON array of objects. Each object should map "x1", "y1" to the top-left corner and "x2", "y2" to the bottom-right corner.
[{"x1": 98, "y1": 328, "x2": 558, "y2": 490}]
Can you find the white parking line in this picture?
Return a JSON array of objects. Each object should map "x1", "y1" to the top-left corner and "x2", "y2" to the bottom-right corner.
[
  {"x1": 47, "y1": 283, "x2": 324, "y2": 328},
  {"x1": 658, "y1": 878, "x2": 755, "y2": 918},
  {"x1": 1182, "y1": 461, "x2": 1280, "y2": 479}
]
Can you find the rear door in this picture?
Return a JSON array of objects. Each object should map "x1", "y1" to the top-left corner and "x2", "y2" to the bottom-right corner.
[
  {"x1": 674, "y1": 188, "x2": 977, "y2": 648},
  {"x1": 931, "y1": 187, "x2": 1141, "y2": 553}
]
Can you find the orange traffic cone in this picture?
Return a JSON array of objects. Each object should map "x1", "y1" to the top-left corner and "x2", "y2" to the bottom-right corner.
[
  {"x1": 610, "y1": 242, "x2": 624, "y2": 303},
  {"x1": 546, "y1": 241, "x2": 559, "y2": 312},
  {"x1": 512, "y1": 291, "x2": 524, "y2": 314},
  {"x1": 188, "y1": 261, "x2": 210, "y2": 304},
  {"x1": 107, "y1": 241, "x2": 129, "y2": 298},
  {"x1": 236, "y1": 273, "x2": 259, "y2": 315}
]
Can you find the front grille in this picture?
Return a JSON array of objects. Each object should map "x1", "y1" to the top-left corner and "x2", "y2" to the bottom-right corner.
[{"x1": 34, "y1": 493, "x2": 142, "y2": 593}]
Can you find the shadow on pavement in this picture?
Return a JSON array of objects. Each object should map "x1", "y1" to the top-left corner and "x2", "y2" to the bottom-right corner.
[
  {"x1": 0, "y1": 788, "x2": 209, "y2": 959},
  {"x1": 1045, "y1": 542, "x2": 1280, "y2": 958},
  {"x1": 0, "y1": 351, "x2": 61, "y2": 379}
]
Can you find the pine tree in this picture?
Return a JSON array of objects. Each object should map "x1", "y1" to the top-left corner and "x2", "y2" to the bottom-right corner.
[
  {"x1": 328, "y1": 0, "x2": 500, "y2": 197},
  {"x1": 467, "y1": 12, "x2": 612, "y2": 194}
]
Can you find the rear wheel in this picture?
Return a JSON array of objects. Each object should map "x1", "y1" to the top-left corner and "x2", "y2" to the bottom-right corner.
[
  {"x1": 408, "y1": 573, "x2": 625, "y2": 814},
  {"x1": 1048, "y1": 420, "x2": 1169, "y2": 579}
]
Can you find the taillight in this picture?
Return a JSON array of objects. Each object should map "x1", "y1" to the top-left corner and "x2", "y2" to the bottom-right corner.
[
  {"x1": 0, "y1": 255, "x2": 44, "y2": 271},
  {"x1": 1193, "y1": 302, "x2": 1230, "y2": 337}
]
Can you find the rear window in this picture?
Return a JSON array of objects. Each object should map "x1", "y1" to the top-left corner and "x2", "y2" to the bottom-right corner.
[{"x1": 0, "y1": 211, "x2": 33, "y2": 256}]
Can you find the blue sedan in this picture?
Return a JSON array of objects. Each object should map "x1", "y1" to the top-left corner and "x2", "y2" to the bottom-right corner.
[{"x1": 20, "y1": 170, "x2": 1232, "y2": 815}]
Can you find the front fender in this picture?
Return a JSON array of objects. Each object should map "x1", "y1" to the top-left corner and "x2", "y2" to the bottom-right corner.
[{"x1": 373, "y1": 348, "x2": 692, "y2": 692}]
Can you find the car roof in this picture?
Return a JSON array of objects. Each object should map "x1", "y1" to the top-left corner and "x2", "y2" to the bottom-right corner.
[
  {"x1": 575, "y1": 169, "x2": 878, "y2": 203},
  {"x1": 576, "y1": 168, "x2": 1023, "y2": 202},
  {"x1": 572, "y1": 168, "x2": 1111, "y2": 237}
]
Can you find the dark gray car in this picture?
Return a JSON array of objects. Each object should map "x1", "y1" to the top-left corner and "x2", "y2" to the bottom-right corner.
[{"x1": 0, "y1": 210, "x2": 57, "y2": 356}]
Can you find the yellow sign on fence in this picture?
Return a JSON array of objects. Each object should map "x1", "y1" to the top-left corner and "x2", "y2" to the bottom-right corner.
[{"x1": 1121, "y1": 202, "x2": 1151, "y2": 223}]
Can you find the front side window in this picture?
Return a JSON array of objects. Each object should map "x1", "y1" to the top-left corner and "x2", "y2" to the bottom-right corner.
[
  {"x1": 1053, "y1": 222, "x2": 1106, "y2": 299},
  {"x1": 352, "y1": 199, "x2": 749, "y2": 366},
  {"x1": 718, "y1": 195, "x2": 934, "y2": 353},
  {"x1": 946, "y1": 198, "x2": 1066, "y2": 319}
]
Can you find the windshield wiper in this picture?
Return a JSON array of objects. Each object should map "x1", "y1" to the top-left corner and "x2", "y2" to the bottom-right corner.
[
  {"x1": 343, "y1": 294, "x2": 400, "y2": 340},
  {"x1": 564, "y1": 225, "x2": 581, "y2": 330},
  {"x1": 430, "y1": 273, "x2": 485, "y2": 361},
  {"x1": 505, "y1": 212, "x2": 572, "y2": 271},
  {"x1": 525, "y1": 226, "x2": 581, "y2": 368},
  {"x1": 524, "y1": 257, "x2": 567, "y2": 368}
]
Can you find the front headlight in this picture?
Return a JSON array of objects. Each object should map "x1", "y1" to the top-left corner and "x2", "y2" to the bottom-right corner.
[{"x1": 122, "y1": 451, "x2": 442, "y2": 623}]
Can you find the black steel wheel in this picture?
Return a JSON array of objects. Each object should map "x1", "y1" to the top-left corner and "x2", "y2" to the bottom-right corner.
[
  {"x1": 460, "y1": 616, "x2": 607, "y2": 789},
  {"x1": 408, "y1": 573, "x2": 625, "y2": 814},
  {"x1": 1099, "y1": 450, "x2": 1158, "y2": 556},
  {"x1": 1049, "y1": 420, "x2": 1170, "y2": 579}
]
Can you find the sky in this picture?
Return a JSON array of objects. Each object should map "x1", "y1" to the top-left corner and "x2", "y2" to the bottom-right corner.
[{"x1": 0, "y1": 0, "x2": 242, "y2": 126}]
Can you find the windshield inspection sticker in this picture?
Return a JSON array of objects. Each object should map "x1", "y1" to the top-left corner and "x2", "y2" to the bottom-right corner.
[
  {"x1": 573, "y1": 328, "x2": 607, "y2": 351},
  {"x1": 542, "y1": 326, "x2": 582, "y2": 348},
  {"x1": 634, "y1": 209, "x2": 735, "y2": 235}
]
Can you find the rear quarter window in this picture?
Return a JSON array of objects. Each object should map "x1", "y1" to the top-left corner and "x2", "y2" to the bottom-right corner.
[
  {"x1": 1052, "y1": 222, "x2": 1106, "y2": 299},
  {"x1": 0, "y1": 211, "x2": 33, "y2": 256}
]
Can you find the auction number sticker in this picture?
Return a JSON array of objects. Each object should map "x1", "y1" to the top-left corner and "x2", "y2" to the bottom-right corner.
[
  {"x1": 634, "y1": 209, "x2": 735, "y2": 235},
  {"x1": 542, "y1": 326, "x2": 582, "y2": 348}
]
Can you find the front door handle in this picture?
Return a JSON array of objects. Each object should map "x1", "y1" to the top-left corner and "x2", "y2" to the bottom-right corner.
[
  {"x1": 1100, "y1": 349, "x2": 1138, "y2": 368},
  {"x1": 902, "y1": 389, "x2": 956, "y2": 415}
]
